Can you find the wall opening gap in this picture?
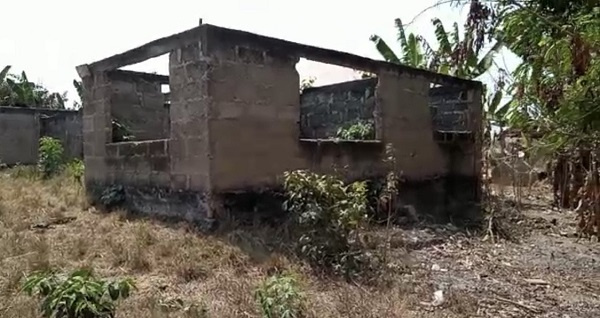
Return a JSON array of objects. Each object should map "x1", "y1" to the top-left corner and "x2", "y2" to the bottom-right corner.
[{"x1": 296, "y1": 58, "x2": 381, "y2": 142}]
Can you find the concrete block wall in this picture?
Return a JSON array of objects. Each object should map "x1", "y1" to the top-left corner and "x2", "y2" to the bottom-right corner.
[
  {"x1": 82, "y1": 68, "x2": 211, "y2": 222},
  {"x1": 429, "y1": 86, "x2": 471, "y2": 132},
  {"x1": 41, "y1": 110, "x2": 83, "y2": 160},
  {"x1": 82, "y1": 72, "x2": 111, "y2": 184},
  {"x1": 0, "y1": 108, "x2": 39, "y2": 165},
  {"x1": 300, "y1": 78, "x2": 377, "y2": 139},
  {"x1": 78, "y1": 24, "x2": 483, "y2": 222},
  {"x1": 107, "y1": 73, "x2": 168, "y2": 141},
  {"x1": 0, "y1": 107, "x2": 82, "y2": 165},
  {"x1": 376, "y1": 72, "x2": 448, "y2": 179},
  {"x1": 105, "y1": 139, "x2": 170, "y2": 186},
  {"x1": 203, "y1": 40, "x2": 305, "y2": 191},
  {"x1": 168, "y1": 43, "x2": 211, "y2": 192}
]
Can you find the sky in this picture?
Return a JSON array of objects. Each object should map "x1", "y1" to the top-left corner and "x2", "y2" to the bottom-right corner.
[{"x1": 1, "y1": 0, "x2": 519, "y2": 108}]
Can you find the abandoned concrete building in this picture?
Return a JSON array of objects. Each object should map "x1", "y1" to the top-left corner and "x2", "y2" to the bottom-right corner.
[{"x1": 76, "y1": 23, "x2": 483, "y2": 225}]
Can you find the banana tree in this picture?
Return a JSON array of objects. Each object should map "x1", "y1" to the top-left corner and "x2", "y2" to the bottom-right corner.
[
  {"x1": 2, "y1": 70, "x2": 67, "y2": 109},
  {"x1": 0, "y1": 65, "x2": 12, "y2": 105},
  {"x1": 430, "y1": 18, "x2": 504, "y2": 80},
  {"x1": 369, "y1": 18, "x2": 436, "y2": 70}
]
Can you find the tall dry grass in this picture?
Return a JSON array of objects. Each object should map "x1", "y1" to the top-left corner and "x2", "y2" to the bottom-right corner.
[{"x1": 0, "y1": 167, "x2": 475, "y2": 318}]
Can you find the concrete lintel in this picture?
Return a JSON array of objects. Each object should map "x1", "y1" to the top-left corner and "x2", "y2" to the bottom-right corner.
[
  {"x1": 202, "y1": 24, "x2": 482, "y2": 89},
  {"x1": 75, "y1": 64, "x2": 91, "y2": 79},
  {"x1": 84, "y1": 23, "x2": 481, "y2": 89},
  {"x1": 87, "y1": 26, "x2": 207, "y2": 72},
  {"x1": 106, "y1": 70, "x2": 170, "y2": 84}
]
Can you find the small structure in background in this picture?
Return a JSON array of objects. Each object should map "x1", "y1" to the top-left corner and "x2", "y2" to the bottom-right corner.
[
  {"x1": 76, "y1": 24, "x2": 483, "y2": 226},
  {"x1": 0, "y1": 107, "x2": 82, "y2": 166}
]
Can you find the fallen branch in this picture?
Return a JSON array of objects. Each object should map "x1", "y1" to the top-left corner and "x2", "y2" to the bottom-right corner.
[{"x1": 493, "y1": 296, "x2": 542, "y2": 314}]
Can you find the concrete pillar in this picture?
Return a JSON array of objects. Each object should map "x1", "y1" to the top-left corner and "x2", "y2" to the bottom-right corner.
[
  {"x1": 376, "y1": 72, "x2": 447, "y2": 179},
  {"x1": 81, "y1": 72, "x2": 111, "y2": 186},
  {"x1": 168, "y1": 43, "x2": 211, "y2": 192}
]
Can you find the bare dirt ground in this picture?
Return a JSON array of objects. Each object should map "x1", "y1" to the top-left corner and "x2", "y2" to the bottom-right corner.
[
  {"x1": 393, "y1": 187, "x2": 600, "y2": 317},
  {"x1": 0, "y1": 169, "x2": 598, "y2": 317}
]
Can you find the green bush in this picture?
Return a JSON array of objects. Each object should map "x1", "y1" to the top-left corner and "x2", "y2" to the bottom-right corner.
[
  {"x1": 66, "y1": 159, "x2": 85, "y2": 184},
  {"x1": 255, "y1": 272, "x2": 305, "y2": 318},
  {"x1": 38, "y1": 136, "x2": 64, "y2": 178},
  {"x1": 336, "y1": 120, "x2": 375, "y2": 140},
  {"x1": 22, "y1": 268, "x2": 135, "y2": 318},
  {"x1": 283, "y1": 170, "x2": 380, "y2": 280}
]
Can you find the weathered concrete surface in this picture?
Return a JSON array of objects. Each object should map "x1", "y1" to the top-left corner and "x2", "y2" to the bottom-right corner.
[
  {"x1": 107, "y1": 71, "x2": 169, "y2": 141},
  {"x1": 0, "y1": 107, "x2": 82, "y2": 165},
  {"x1": 105, "y1": 139, "x2": 170, "y2": 187},
  {"x1": 429, "y1": 86, "x2": 471, "y2": 132},
  {"x1": 78, "y1": 23, "x2": 483, "y2": 224},
  {"x1": 300, "y1": 78, "x2": 377, "y2": 139}
]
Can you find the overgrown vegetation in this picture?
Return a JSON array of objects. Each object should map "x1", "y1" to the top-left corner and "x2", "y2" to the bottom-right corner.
[
  {"x1": 370, "y1": 0, "x2": 600, "y2": 237},
  {"x1": 283, "y1": 170, "x2": 382, "y2": 281},
  {"x1": 66, "y1": 159, "x2": 85, "y2": 184},
  {"x1": 0, "y1": 66, "x2": 68, "y2": 109},
  {"x1": 38, "y1": 137, "x2": 65, "y2": 179},
  {"x1": 336, "y1": 120, "x2": 376, "y2": 140},
  {"x1": 255, "y1": 272, "x2": 305, "y2": 318},
  {"x1": 22, "y1": 269, "x2": 135, "y2": 318}
]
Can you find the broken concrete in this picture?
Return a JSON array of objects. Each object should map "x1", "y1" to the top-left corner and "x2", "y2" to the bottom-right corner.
[{"x1": 77, "y1": 23, "x2": 483, "y2": 225}]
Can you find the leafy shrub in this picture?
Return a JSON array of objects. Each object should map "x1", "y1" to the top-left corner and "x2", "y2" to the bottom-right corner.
[
  {"x1": 283, "y1": 170, "x2": 380, "y2": 280},
  {"x1": 38, "y1": 136, "x2": 64, "y2": 178},
  {"x1": 22, "y1": 268, "x2": 135, "y2": 318},
  {"x1": 336, "y1": 120, "x2": 375, "y2": 140},
  {"x1": 255, "y1": 272, "x2": 305, "y2": 318},
  {"x1": 66, "y1": 159, "x2": 85, "y2": 184}
]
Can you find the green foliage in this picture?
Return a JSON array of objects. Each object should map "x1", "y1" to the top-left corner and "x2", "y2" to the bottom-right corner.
[
  {"x1": 0, "y1": 67, "x2": 67, "y2": 109},
  {"x1": 283, "y1": 170, "x2": 379, "y2": 280},
  {"x1": 66, "y1": 159, "x2": 85, "y2": 184},
  {"x1": 22, "y1": 268, "x2": 135, "y2": 318},
  {"x1": 38, "y1": 137, "x2": 65, "y2": 178},
  {"x1": 498, "y1": 1, "x2": 600, "y2": 149},
  {"x1": 369, "y1": 18, "x2": 431, "y2": 69},
  {"x1": 299, "y1": 77, "x2": 316, "y2": 94},
  {"x1": 369, "y1": 16, "x2": 502, "y2": 80},
  {"x1": 336, "y1": 120, "x2": 376, "y2": 140},
  {"x1": 255, "y1": 272, "x2": 305, "y2": 318},
  {"x1": 73, "y1": 80, "x2": 83, "y2": 110}
]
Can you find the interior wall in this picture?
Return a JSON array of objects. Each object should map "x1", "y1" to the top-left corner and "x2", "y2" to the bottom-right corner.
[
  {"x1": 300, "y1": 78, "x2": 377, "y2": 139},
  {"x1": 108, "y1": 73, "x2": 169, "y2": 141}
]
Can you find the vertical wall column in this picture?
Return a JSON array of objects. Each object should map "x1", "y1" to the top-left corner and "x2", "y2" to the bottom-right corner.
[
  {"x1": 446, "y1": 86, "x2": 483, "y2": 201},
  {"x1": 376, "y1": 71, "x2": 447, "y2": 179},
  {"x1": 204, "y1": 44, "x2": 302, "y2": 191},
  {"x1": 81, "y1": 72, "x2": 112, "y2": 185},
  {"x1": 168, "y1": 43, "x2": 211, "y2": 192}
]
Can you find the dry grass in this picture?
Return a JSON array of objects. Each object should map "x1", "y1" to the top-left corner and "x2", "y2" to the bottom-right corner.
[{"x1": 0, "y1": 167, "x2": 477, "y2": 318}]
